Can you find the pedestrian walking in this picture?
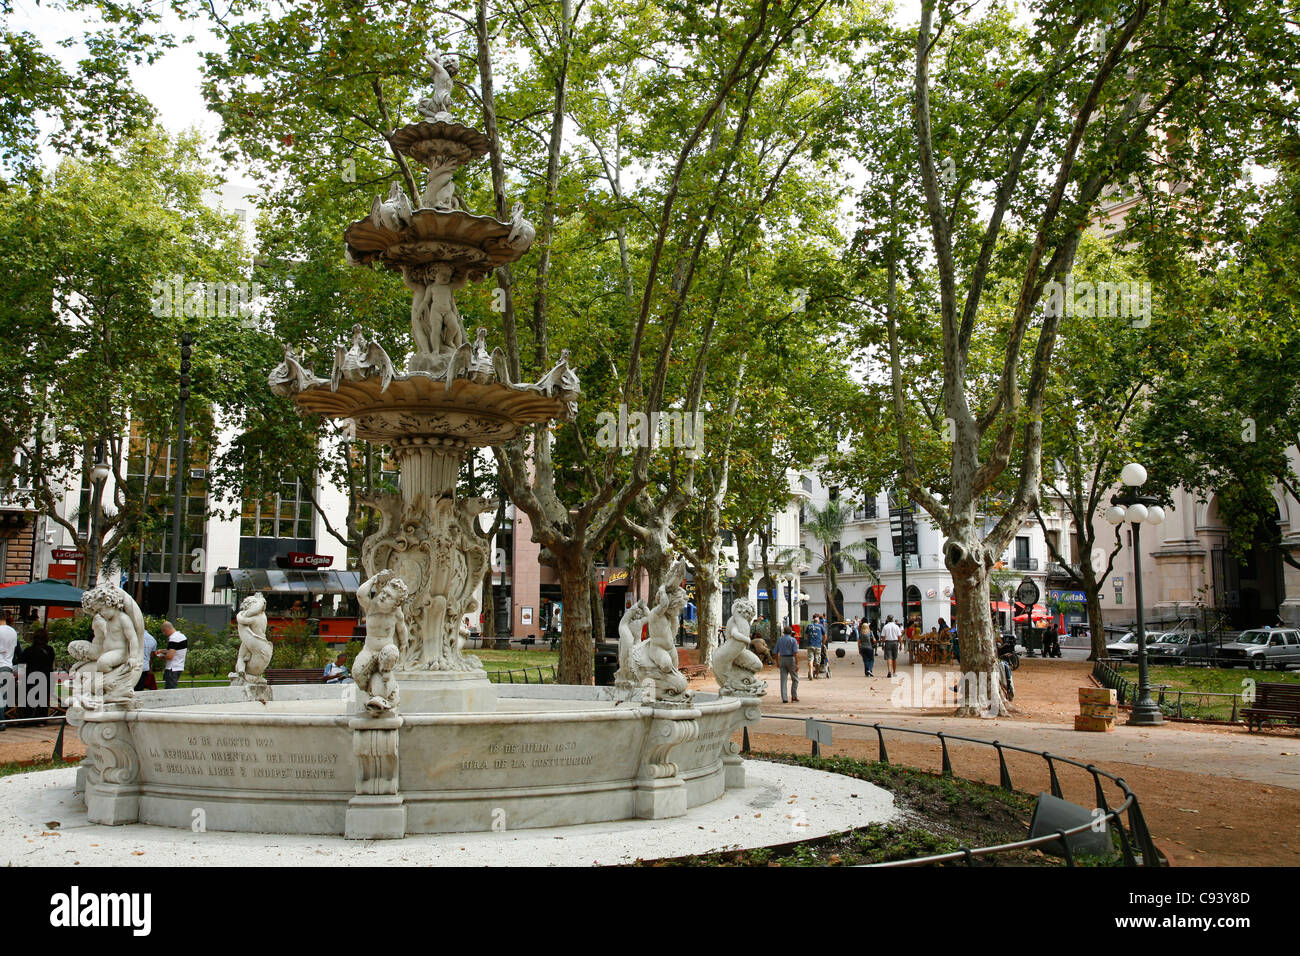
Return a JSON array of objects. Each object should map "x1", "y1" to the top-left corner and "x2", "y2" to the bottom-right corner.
[
  {"x1": 857, "y1": 618, "x2": 874, "y2": 677},
  {"x1": 775, "y1": 626, "x2": 800, "y2": 703},
  {"x1": 881, "y1": 614, "x2": 902, "y2": 678}
]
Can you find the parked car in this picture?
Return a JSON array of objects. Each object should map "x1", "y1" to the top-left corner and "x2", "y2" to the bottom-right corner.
[
  {"x1": 1105, "y1": 631, "x2": 1183, "y2": 660},
  {"x1": 1146, "y1": 632, "x2": 1217, "y2": 664},
  {"x1": 1216, "y1": 629, "x2": 1300, "y2": 671},
  {"x1": 1105, "y1": 631, "x2": 1138, "y2": 659}
]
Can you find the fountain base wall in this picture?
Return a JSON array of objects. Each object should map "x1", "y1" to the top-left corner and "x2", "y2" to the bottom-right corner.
[{"x1": 70, "y1": 685, "x2": 757, "y2": 838}]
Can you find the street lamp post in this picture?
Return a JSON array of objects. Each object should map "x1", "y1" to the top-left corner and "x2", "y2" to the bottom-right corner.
[
  {"x1": 84, "y1": 445, "x2": 111, "y2": 587},
  {"x1": 167, "y1": 331, "x2": 193, "y2": 622},
  {"x1": 1105, "y1": 462, "x2": 1167, "y2": 727}
]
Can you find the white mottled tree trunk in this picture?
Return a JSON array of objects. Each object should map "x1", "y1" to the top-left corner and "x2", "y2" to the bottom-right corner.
[{"x1": 946, "y1": 521, "x2": 1007, "y2": 718}]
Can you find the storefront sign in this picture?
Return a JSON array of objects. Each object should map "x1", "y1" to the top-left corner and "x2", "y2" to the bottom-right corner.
[
  {"x1": 1048, "y1": 589, "x2": 1088, "y2": 604},
  {"x1": 607, "y1": 568, "x2": 630, "y2": 585},
  {"x1": 51, "y1": 548, "x2": 83, "y2": 561},
  {"x1": 287, "y1": 552, "x2": 333, "y2": 569}
]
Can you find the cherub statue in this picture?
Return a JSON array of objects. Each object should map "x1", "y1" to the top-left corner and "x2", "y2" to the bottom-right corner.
[
  {"x1": 332, "y1": 324, "x2": 395, "y2": 392},
  {"x1": 370, "y1": 181, "x2": 414, "y2": 232},
  {"x1": 444, "y1": 327, "x2": 494, "y2": 388},
  {"x1": 713, "y1": 598, "x2": 767, "y2": 697},
  {"x1": 268, "y1": 345, "x2": 324, "y2": 396},
  {"x1": 506, "y1": 202, "x2": 535, "y2": 251},
  {"x1": 627, "y1": 557, "x2": 694, "y2": 702},
  {"x1": 354, "y1": 569, "x2": 411, "y2": 715},
  {"x1": 229, "y1": 594, "x2": 272, "y2": 686},
  {"x1": 416, "y1": 50, "x2": 459, "y2": 123},
  {"x1": 405, "y1": 263, "x2": 469, "y2": 357},
  {"x1": 68, "y1": 584, "x2": 144, "y2": 707},
  {"x1": 613, "y1": 599, "x2": 650, "y2": 689}
]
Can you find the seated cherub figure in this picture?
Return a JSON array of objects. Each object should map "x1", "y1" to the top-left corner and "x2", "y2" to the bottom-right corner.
[{"x1": 69, "y1": 584, "x2": 144, "y2": 706}]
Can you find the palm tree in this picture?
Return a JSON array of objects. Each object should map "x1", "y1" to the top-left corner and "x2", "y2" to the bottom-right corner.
[{"x1": 779, "y1": 498, "x2": 880, "y2": 624}]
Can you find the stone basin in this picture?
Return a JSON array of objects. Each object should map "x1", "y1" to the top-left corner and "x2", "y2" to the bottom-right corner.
[{"x1": 69, "y1": 685, "x2": 760, "y2": 839}]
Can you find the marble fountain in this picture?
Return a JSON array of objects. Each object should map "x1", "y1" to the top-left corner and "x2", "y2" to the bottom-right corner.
[{"x1": 60, "y1": 52, "x2": 773, "y2": 841}]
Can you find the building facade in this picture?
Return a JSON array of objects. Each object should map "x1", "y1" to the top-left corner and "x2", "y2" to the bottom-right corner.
[{"x1": 797, "y1": 471, "x2": 1073, "y2": 632}]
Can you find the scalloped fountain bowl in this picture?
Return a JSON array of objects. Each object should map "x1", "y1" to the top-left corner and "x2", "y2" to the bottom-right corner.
[{"x1": 69, "y1": 684, "x2": 758, "y2": 837}]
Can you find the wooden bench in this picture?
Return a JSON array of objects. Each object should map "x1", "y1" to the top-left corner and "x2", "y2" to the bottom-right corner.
[
  {"x1": 1243, "y1": 682, "x2": 1300, "y2": 732},
  {"x1": 264, "y1": 668, "x2": 329, "y2": 685},
  {"x1": 680, "y1": 663, "x2": 710, "y2": 678}
]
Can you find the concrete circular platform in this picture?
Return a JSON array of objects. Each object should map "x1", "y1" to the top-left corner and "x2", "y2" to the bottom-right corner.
[{"x1": 1, "y1": 759, "x2": 895, "y2": 866}]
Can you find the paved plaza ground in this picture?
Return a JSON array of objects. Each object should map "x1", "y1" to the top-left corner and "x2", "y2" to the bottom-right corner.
[{"x1": 5, "y1": 645, "x2": 1296, "y2": 866}]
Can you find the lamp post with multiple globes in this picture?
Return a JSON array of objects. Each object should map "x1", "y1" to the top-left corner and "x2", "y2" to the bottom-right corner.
[{"x1": 1104, "y1": 463, "x2": 1166, "y2": 726}]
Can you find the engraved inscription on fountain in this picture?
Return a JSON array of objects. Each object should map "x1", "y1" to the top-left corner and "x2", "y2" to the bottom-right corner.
[{"x1": 144, "y1": 733, "x2": 342, "y2": 782}]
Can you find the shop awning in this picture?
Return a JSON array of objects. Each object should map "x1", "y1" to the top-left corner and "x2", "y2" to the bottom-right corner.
[{"x1": 212, "y1": 568, "x2": 361, "y2": 595}]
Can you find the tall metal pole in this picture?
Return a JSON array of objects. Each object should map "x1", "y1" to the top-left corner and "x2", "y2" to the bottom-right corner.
[
  {"x1": 167, "y1": 332, "x2": 192, "y2": 621},
  {"x1": 85, "y1": 438, "x2": 106, "y2": 587},
  {"x1": 1128, "y1": 519, "x2": 1163, "y2": 725},
  {"x1": 900, "y1": 527, "x2": 909, "y2": 626}
]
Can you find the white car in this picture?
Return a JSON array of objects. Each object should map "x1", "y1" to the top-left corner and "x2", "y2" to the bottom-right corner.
[
  {"x1": 1106, "y1": 631, "x2": 1175, "y2": 660},
  {"x1": 1105, "y1": 632, "x2": 1138, "y2": 659}
]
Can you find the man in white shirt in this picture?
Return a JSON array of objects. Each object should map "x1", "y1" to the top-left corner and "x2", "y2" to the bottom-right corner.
[
  {"x1": 158, "y1": 621, "x2": 188, "y2": 689},
  {"x1": 0, "y1": 613, "x2": 16, "y2": 730},
  {"x1": 880, "y1": 615, "x2": 903, "y2": 678}
]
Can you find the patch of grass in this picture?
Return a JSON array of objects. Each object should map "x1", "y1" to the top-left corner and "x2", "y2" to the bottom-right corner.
[
  {"x1": 0, "y1": 758, "x2": 80, "y2": 778},
  {"x1": 633, "y1": 751, "x2": 1087, "y2": 867},
  {"x1": 1111, "y1": 663, "x2": 1300, "y2": 720}
]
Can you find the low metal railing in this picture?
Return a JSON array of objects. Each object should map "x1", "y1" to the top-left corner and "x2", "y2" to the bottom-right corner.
[
  {"x1": 1093, "y1": 658, "x2": 1251, "y2": 722},
  {"x1": 744, "y1": 713, "x2": 1162, "y2": 867}
]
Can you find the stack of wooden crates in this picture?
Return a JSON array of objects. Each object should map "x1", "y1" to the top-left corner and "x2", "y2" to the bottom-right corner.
[{"x1": 1076, "y1": 686, "x2": 1118, "y2": 731}]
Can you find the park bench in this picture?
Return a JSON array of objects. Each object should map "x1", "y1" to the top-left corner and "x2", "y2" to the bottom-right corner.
[
  {"x1": 517, "y1": 635, "x2": 536, "y2": 647},
  {"x1": 1242, "y1": 682, "x2": 1300, "y2": 732},
  {"x1": 264, "y1": 668, "x2": 329, "y2": 685},
  {"x1": 680, "y1": 663, "x2": 710, "y2": 678}
]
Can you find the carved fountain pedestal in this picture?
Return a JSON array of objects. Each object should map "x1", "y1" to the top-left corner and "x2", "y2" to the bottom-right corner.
[{"x1": 292, "y1": 376, "x2": 574, "y2": 712}]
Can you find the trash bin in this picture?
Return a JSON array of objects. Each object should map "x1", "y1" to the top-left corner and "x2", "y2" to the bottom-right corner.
[{"x1": 593, "y1": 642, "x2": 620, "y2": 686}]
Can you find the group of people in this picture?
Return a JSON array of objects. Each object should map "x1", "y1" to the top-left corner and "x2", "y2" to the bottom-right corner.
[
  {"x1": 0, "y1": 613, "x2": 55, "y2": 726},
  {"x1": 758, "y1": 612, "x2": 961, "y2": 701},
  {"x1": 0, "y1": 613, "x2": 192, "y2": 728}
]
